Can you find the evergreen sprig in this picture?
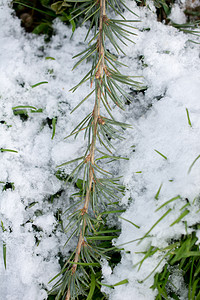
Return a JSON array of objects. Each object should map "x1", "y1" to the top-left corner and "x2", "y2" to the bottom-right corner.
[{"x1": 49, "y1": 1, "x2": 139, "y2": 299}]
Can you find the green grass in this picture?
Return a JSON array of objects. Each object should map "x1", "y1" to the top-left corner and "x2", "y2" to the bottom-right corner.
[{"x1": 151, "y1": 232, "x2": 200, "y2": 299}]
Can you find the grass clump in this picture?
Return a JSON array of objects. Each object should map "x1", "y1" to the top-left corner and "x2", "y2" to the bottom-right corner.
[{"x1": 151, "y1": 232, "x2": 200, "y2": 300}]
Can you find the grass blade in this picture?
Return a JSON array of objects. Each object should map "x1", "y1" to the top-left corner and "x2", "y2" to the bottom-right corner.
[
  {"x1": 156, "y1": 195, "x2": 181, "y2": 212},
  {"x1": 12, "y1": 105, "x2": 37, "y2": 110},
  {"x1": 155, "y1": 183, "x2": 163, "y2": 200},
  {"x1": 31, "y1": 81, "x2": 48, "y2": 88},
  {"x1": 188, "y1": 154, "x2": 200, "y2": 174},
  {"x1": 140, "y1": 209, "x2": 172, "y2": 242},
  {"x1": 51, "y1": 117, "x2": 56, "y2": 140},
  {"x1": 170, "y1": 209, "x2": 190, "y2": 226},
  {"x1": 154, "y1": 149, "x2": 168, "y2": 160},
  {"x1": 0, "y1": 148, "x2": 18, "y2": 153},
  {"x1": 113, "y1": 279, "x2": 128, "y2": 286},
  {"x1": 186, "y1": 108, "x2": 192, "y2": 127},
  {"x1": 3, "y1": 242, "x2": 6, "y2": 269}
]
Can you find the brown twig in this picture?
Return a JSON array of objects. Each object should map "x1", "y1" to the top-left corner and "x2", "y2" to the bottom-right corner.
[{"x1": 65, "y1": 0, "x2": 106, "y2": 299}]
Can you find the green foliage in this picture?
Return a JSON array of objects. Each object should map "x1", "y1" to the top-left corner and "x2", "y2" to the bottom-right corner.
[
  {"x1": 1, "y1": 221, "x2": 7, "y2": 269},
  {"x1": 171, "y1": 21, "x2": 200, "y2": 37},
  {"x1": 136, "y1": 0, "x2": 200, "y2": 38},
  {"x1": 151, "y1": 232, "x2": 200, "y2": 299},
  {"x1": 51, "y1": 117, "x2": 57, "y2": 139},
  {"x1": 186, "y1": 108, "x2": 192, "y2": 127},
  {"x1": 45, "y1": 0, "x2": 141, "y2": 299},
  {"x1": 1, "y1": 148, "x2": 18, "y2": 153},
  {"x1": 51, "y1": 1, "x2": 71, "y2": 14},
  {"x1": 155, "y1": 183, "x2": 163, "y2": 200},
  {"x1": 12, "y1": 0, "x2": 200, "y2": 40},
  {"x1": 12, "y1": 105, "x2": 43, "y2": 121},
  {"x1": 2, "y1": 182, "x2": 15, "y2": 191},
  {"x1": 188, "y1": 155, "x2": 200, "y2": 174},
  {"x1": 154, "y1": 149, "x2": 168, "y2": 160},
  {"x1": 12, "y1": 0, "x2": 76, "y2": 36},
  {"x1": 51, "y1": 170, "x2": 126, "y2": 299},
  {"x1": 131, "y1": 191, "x2": 200, "y2": 299},
  {"x1": 31, "y1": 81, "x2": 48, "y2": 88}
]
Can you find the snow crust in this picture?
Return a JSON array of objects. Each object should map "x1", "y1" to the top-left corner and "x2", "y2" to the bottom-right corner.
[{"x1": 0, "y1": 0, "x2": 199, "y2": 299}]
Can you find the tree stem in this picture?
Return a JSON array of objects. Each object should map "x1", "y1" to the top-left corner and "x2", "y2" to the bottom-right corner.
[{"x1": 65, "y1": 0, "x2": 105, "y2": 298}]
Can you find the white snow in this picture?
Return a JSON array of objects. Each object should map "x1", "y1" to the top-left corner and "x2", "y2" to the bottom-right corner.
[
  {"x1": 101, "y1": 1, "x2": 200, "y2": 299},
  {"x1": 0, "y1": 0, "x2": 199, "y2": 299},
  {"x1": 169, "y1": 3, "x2": 187, "y2": 24},
  {"x1": 0, "y1": 1, "x2": 88, "y2": 298}
]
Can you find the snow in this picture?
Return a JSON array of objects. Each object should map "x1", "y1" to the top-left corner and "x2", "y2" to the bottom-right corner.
[
  {"x1": 101, "y1": 2, "x2": 200, "y2": 299},
  {"x1": 169, "y1": 3, "x2": 187, "y2": 24},
  {"x1": 0, "y1": 1, "x2": 88, "y2": 298},
  {"x1": 0, "y1": 0, "x2": 200, "y2": 299}
]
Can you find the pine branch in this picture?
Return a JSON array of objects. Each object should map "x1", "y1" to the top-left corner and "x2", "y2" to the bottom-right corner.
[
  {"x1": 65, "y1": 0, "x2": 106, "y2": 299},
  {"x1": 49, "y1": 1, "x2": 140, "y2": 299}
]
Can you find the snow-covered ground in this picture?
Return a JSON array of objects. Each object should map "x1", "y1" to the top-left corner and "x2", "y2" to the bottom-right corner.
[{"x1": 0, "y1": 0, "x2": 199, "y2": 299}]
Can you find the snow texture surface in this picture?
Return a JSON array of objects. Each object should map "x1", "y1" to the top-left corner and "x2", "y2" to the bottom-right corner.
[{"x1": 0, "y1": 0, "x2": 200, "y2": 299}]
